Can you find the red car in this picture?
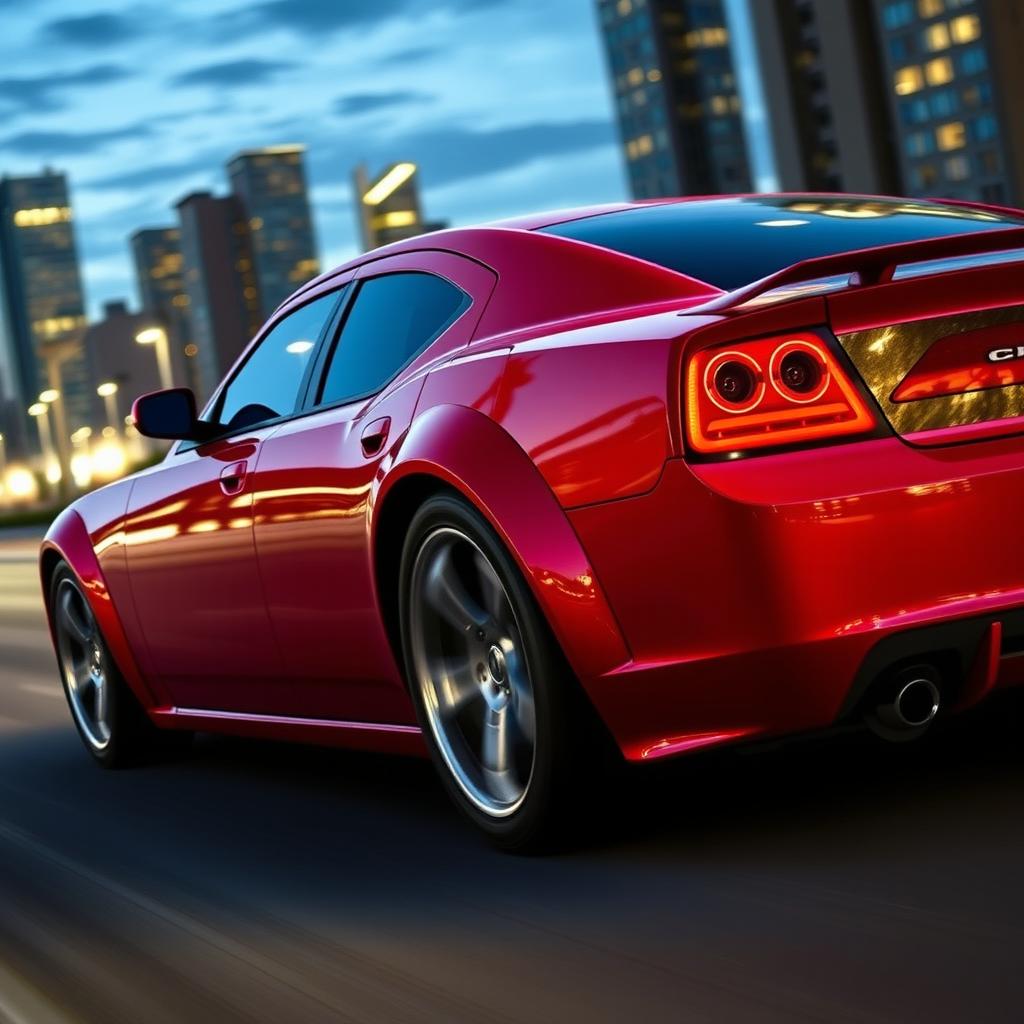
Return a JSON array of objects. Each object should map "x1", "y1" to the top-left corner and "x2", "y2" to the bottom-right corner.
[{"x1": 42, "y1": 195, "x2": 1024, "y2": 848}]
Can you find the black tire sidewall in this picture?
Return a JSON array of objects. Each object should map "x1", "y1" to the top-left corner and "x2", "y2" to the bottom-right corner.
[{"x1": 49, "y1": 561, "x2": 169, "y2": 768}]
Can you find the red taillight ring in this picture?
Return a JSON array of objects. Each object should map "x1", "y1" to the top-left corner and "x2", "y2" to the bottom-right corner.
[
  {"x1": 703, "y1": 350, "x2": 765, "y2": 414},
  {"x1": 769, "y1": 339, "x2": 830, "y2": 404}
]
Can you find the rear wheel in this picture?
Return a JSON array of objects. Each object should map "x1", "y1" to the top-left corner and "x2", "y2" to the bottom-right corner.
[
  {"x1": 50, "y1": 562, "x2": 190, "y2": 767},
  {"x1": 399, "y1": 494, "x2": 595, "y2": 851}
]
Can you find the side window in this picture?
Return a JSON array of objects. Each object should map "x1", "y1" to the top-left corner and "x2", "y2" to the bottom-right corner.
[
  {"x1": 216, "y1": 290, "x2": 342, "y2": 430},
  {"x1": 318, "y1": 272, "x2": 469, "y2": 406}
]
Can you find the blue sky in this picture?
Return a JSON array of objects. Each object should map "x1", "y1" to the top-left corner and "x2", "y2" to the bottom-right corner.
[{"x1": 0, "y1": 0, "x2": 771, "y2": 318}]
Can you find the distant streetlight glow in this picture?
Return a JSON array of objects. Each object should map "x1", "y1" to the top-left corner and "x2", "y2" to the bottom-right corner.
[
  {"x1": 135, "y1": 326, "x2": 174, "y2": 391},
  {"x1": 362, "y1": 162, "x2": 416, "y2": 206},
  {"x1": 97, "y1": 381, "x2": 118, "y2": 397},
  {"x1": 28, "y1": 402, "x2": 48, "y2": 417},
  {"x1": 39, "y1": 388, "x2": 60, "y2": 403}
]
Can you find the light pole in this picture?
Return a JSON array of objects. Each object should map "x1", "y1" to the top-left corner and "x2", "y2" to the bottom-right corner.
[
  {"x1": 38, "y1": 338, "x2": 81, "y2": 496},
  {"x1": 28, "y1": 401, "x2": 59, "y2": 496},
  {"x1": 136, "y1": 326, "x2": 174, "y2": 391},
  {"x1": 97, "y1": 381, "x2": 120, "y2": 434}
]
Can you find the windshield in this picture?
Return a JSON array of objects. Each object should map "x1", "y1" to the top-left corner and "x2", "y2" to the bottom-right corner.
[{"x1": 539, "y1": 196, "x2": 1024, "y2": 292}]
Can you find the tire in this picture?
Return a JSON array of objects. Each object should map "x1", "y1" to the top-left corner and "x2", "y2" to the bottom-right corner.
[
  {"x1": 399, "y1": 493, "x2": 598, "y2": 852},
  {"x1": 49, "y1": 561, "x2": 192, "y2": 768}
]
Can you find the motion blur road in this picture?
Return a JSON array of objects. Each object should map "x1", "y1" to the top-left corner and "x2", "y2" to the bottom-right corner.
[{"x1": 2, "y1": 529, "x2": 1024, "y2": 1023}]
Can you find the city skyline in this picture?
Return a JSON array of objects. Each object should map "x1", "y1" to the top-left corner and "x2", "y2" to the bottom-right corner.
[{"x1": 0, "y1": 0, "x2": 636, "y2": 319}]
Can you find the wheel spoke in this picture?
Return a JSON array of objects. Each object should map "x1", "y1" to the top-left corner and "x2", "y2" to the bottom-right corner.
[
  {"x1": 436, "y1": 658, "x2": 482, "y2": 719},
  {"x1": 424, "y1": 542, "x2": 489, "y2": 633},
  {"x1": 505, "y1": 647, "x2": 536, "y2": 745},
  {"x1": 473, "y1": 549, "x2": 508, "y2": 624},
  {"x1": 59, "y1": 587, "x2": 93, "y2": 646},
  {"x1": 93, "y1": 675, "x2": 109, "y2": 731},
  {"x1": 481, "y1": 707, "x2": 512, "y2": 773}
]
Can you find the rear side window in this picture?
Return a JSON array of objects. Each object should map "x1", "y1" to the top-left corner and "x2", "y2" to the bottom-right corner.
[
  {"x1": 216, "y1": 290, "x2": 341, "y2": 430},
  {"x1": 318, "y1": 271, "x2": 468, "y2": 406}
]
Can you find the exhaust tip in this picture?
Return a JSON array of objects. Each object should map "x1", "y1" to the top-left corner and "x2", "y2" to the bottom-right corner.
[
  {"x1": 864, "y1": 666, "x2": 942, "y2": 741},
  {"x1": 893, "y1": 677, "x2": 941, "y2": 728}
]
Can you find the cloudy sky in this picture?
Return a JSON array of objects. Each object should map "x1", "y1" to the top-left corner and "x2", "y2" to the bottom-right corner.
[{"x1": 0, "y1": 0, "x2": 770, "y2": 318}]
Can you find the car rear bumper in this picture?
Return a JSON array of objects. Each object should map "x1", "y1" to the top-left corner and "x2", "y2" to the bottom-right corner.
[{"x1": 567, "y1": 435, "x2": 1024, "y2": 761}]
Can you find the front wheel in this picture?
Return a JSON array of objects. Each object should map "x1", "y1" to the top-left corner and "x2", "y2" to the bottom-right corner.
[
  {"x1": 50, "y1": 562, "x2": 191, "y2": 767},
  {"x1": 399, "y1": 494, "x2": 596, "y2": 851}
]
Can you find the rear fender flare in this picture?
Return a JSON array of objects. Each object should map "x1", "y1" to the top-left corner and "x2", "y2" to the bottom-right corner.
[{"x1": 373, "y1": 404, "x2": 631, "y2": 684}]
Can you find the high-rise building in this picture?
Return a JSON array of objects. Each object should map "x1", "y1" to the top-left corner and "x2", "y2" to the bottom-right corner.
[
  {"x1": 747, "y1": 0, "x2": 901, "y2": 194},
  {"x1": 227, "y1": 146, "x2": 319, "y2": 318},
  {"x1": 175, "y1": 192, "x2": 261, "y2": 403},
  {"x1": 595, "y1": 0, "x2": 752, "y2": 199},
  {"x1": 131, "y1": 227, "x2": 199, "y2": 394},
  {"x1": 0, "y1": 170, "x2": 89, "y2": 452},
  {"x1": 83, "y1": 300, "x2": 165, "y2": 427},
  {"x1": 354, "y1": 162, "x2": 449, "y2": 252},
  {"x1": 870, "y1": 0, "x2": 1024, "y2": 206}
]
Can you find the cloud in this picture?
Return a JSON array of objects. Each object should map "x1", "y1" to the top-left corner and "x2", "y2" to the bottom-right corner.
[
  {"x1": 380, "y1": 45, "x2": 443, "y2": 65},
  {"x1": 171, "y1": 58, "x2": 297, "y2": 88},
  {"x1": 0, "y1": 124, "x2": 151, "y2": 158},
  {"x1": 333, "y1": 91, "x2": 432, "y2": 117},
  {"x1": 0, "y1": 64, "x2": 132, "y2": 114},
  {"x1": 42, "y1": 12, "x2": 143, "y2": 46},
  {"x1": 84, "y1": 154, "x2": 219, "y2": 192},
  {"x1": 335, "y1": 118, "x2": 616, "y2": 190},
  {"x1": 214, "y1": 0, "x2": 505, "y2": 38}
]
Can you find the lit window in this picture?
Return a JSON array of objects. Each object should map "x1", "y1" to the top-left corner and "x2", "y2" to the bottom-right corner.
[
  {"x1": 936, "y1": 120, "x2": 966, "y2": 150},
  {"x1": 636, "y1": 134, "x2": 654, "y2": 156},
  {"x1": 13, "y1": 206, "x2": 72, "y2": 228},
  {"x1": 894, "y1": 65, "x2": 924, "y2": 94},
  {"x1": 647, "y1": 68, "x2": 662, "y2": 83},
  {"x1": 925, "y1": 56, "x2": 954, "y2": 84},
  {"x1": 918, "y1": 0, "x2": 944, "y2": 15},
  {"x1": 950, "y1": 13, "x2": 981, "y2": 41},
  {"x1": 924, "y1": 22, "x2": 950, "y2": 49},
  {"x1": 627, "y1": 66, "x2": 644, "y2": 86},
  {"x1": 710, "y1": 95, "x2": 730, "y2": 115},
  {"x1": 617, "y1": 0, "x2": 631, "y2": 14},
  {"x1": 685, "y1": 27, "x2": 728, "y2": 48}
]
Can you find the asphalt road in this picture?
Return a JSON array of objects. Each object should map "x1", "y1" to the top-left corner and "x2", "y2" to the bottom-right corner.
[{"x1": 1, "y1": 529, "x2": 1024, "y2": 1023}]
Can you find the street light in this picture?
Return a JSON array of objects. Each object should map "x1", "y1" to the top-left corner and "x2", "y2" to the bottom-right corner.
[
  {"x1": 136, "y1": 326, "x2": 174, "y2": 391},
  {"x1": 97, "y1": 381, "x2": 121, "y2": 434},
  {"x1": 28, "y1": 401, "x2": 61, "y2": 489}
]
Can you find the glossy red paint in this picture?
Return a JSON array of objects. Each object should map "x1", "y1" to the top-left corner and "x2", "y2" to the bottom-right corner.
[
  {"x1": 891, "y1": 325, "x2": 1024, "y2": 402},
  {"x1": 40, "y1": 195, "x2": 1024, "y2": 767}
]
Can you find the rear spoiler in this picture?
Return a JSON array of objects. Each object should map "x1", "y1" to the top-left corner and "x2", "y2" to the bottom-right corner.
[{"x1": 691, "y1": 225, "x2": 1024, "y2": 314}]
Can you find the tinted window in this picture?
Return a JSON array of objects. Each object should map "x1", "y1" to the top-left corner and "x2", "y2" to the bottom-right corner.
[
  {"x1": 540, "y1": 196, "x2": 1024, "y2": 291},
  {"x1": 217, "y1": 291, "x2": 341, "y2": 429},
  {"x1": 319, "y1": 272, "x2": 468, "y2": 405}
]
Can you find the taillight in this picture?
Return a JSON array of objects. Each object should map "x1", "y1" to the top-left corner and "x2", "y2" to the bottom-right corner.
[{"x1": 685, "y1": 331, "x2": 875, "y2": 454}]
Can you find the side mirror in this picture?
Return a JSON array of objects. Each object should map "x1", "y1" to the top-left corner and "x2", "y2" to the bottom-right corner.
[{"x1": 131, "y1": 388, "x2": 213, "y2": 441}]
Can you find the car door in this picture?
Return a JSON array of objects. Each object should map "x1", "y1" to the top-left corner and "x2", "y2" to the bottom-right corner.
[
  {"x1": 250, "y1": 252, "x2": 496, "y2": 723},
  {"x1": 123, "y1": 288, "x2": 344, "y2": 713}
]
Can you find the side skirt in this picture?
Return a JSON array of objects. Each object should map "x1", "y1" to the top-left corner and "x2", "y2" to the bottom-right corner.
[{"x1": 149, "y1": 707, "x2": 427, "y2": 758}]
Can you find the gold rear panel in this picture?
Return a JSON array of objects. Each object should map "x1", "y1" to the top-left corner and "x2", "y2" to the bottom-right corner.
[{"x1": 837, "y1": 305, "x2": 1024, "y2": 435}]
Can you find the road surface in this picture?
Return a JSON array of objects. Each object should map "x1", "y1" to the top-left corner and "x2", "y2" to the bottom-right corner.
[{"x1": 1, "y1": 528, "x2": 1023, "y2": 1022}]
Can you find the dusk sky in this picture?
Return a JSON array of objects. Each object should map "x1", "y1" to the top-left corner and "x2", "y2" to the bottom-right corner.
[{"x1": 0, "y1": 0, "x2": 772, "y2": 318}]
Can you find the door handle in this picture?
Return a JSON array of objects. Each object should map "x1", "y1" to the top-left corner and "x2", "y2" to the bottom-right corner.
[
  {"x1": 219, "y1": 461, "x2": 248, "y2": 495},
  {"x1": 360, "y1": 417, "x2": 391, "y2": 457}
]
